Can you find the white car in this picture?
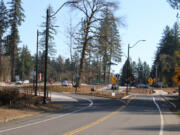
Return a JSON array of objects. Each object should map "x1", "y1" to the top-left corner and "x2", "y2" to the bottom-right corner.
[
  {"x1": 16, "y1": 80, "x2": 23, "y2": 85},
  {"x1": 23, "y1": 80, "x2": 30, "y2": 84}
]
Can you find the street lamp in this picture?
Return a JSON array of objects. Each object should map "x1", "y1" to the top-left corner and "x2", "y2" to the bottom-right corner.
[
  {"x1": 43, "y1": 1, "x2": 77, "y2": 104},
  {"x1": 126, "y1": 40, "x2": 146, "y2": 95}
]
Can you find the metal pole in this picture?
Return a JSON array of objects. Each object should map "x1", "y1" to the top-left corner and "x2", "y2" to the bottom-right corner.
[
  {"x1": 35, "y1": 30, "x2": 39, "y2": 96},
  {"x1": 43, "y1": 9, "x2": 49, "y2": 104},
  {"x1": 155, "y1": 64, "x2": 158, "y2": 83},
  {"x1": 126, "y1": 44, "x2": 130, "y2": 95}
]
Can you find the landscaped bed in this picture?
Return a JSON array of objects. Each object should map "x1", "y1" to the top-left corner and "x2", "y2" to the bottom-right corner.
[{"x1": 0, "y1": 86, "x2": 62, "y2": 123}]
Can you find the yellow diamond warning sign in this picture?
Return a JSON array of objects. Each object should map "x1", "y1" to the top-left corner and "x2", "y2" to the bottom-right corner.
[
  {"x1": 112, "y1": 77, "x2": 116, "y2": 85},
  {"x1": 148, "y1": 77, "x2": 153, "y2": 86},
  {"x1": 173, "y1": 73, "x2": 180, "y2": 86}
]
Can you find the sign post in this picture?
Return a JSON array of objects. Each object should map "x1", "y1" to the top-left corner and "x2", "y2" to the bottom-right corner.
[
  {"x1": 173, "y1": 72, "x2": 180, "y2": 101},
  {"x1": 111, "y1": 77, "x2": 116, "y2": 96},
  {"x1": 148, "y1": 77, "x2": 153, "y2": 86}
]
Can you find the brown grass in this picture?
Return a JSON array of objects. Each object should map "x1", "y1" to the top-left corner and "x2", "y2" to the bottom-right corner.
[
  {"x1": 0, "y1": 103, "x2": 62, "y2": 123},
  {"x1": 128, "y1": 88, "x2": 153, "y2": 94}
]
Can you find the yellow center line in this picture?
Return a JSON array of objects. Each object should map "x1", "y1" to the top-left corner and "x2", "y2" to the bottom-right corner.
[{"x1": 63, "y1": 98, "x2": 133, "y2": 135}]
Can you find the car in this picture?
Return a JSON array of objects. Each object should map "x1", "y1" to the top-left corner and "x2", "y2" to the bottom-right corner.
[
  {"x1": 23, "y1": 80, "x2": 29, "y2": 84},
  {"x1": 136, "y1": 84, "x2": 149, "y2": 88},
  {"x1": 152, "y1": 82, "x2": 166, "y2": 88},
  {"x1": 61, "y1": 80, "x2": 69, "y2": 86},
  {"x1": 16, "y1": 80, "x2": 23, "y2": 85}
]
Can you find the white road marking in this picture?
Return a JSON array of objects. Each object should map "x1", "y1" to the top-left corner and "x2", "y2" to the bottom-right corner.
[
  {"x1": 153, "y1": 97, "x2": 164, "y2": 135},
  {"x1": 160, "y1": 95, "x2": 176, "y2": 108},
  {"x1": 0, "y1": 97, "x2": 93, "y2": 134}
]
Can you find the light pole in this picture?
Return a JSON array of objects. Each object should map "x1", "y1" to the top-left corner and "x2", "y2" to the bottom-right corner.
[
  {"x1": 126, "y1": 40, "x2": 146, "y2": 95},
  {"x1": 43, "y1": 1, "x2": 77, "y2": 104},
  {"x1": 35, "y1": 30, "x2": 39, "y2": 96}
]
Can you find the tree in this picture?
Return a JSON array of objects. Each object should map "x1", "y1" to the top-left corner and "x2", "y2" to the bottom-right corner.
[
  {"x1": 168, "y1": 0, "x2": 180, "y2": 9},
  {"x1": 120, "y1": 59, "x2": 134, "y2": 86},
  {"x1": 69, "y1": 0, "x2": 119, "y2": 86},
  {"x1": 8, "y1": 0, "x2": 25, "y2": 81},
  {"x1": 0, "y1": 0, "x2": 8, "y2": 80},
  {"x1": 152, "y1": 23, "x2": 180, "y2": 86},
  {"x1": 40, "y1": 5, "x2": 57, "y2": 56},
  {"x1": 97, "y1": 7, "x2": 121, "y2": 83},
  {"x1": 16, "y1": 46, "x2": 34, "y2": 80},
  {"x1": 136, "y1": 59, "x2": 150, "y2": 84},
  {"x1": 0, "y1": 0, "x2": 8, "y2": 55}
]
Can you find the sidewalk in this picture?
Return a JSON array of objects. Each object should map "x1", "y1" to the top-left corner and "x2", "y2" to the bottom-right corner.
[{"x1": 50, "y1": 92, "x2": 78, "y2": 102}]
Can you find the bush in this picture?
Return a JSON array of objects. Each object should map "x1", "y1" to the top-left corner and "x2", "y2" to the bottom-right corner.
[{"x1": 0, "y1": 87, "x2": 19, "y2": 105}]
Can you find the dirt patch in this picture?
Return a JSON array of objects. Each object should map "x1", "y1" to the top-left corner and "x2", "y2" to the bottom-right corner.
[
  {"x1": 128, "y1": 88, "x2": 153, "y2": 94},
  {"x1": 0, "y1": 103, "x2": 62, "y2": 123},
  {"x1": 47, "y1": 85, "x2": 125, "y2": 99},
  {"x1": 160, "y1": 87, "x2": 178, "y2": 94}
]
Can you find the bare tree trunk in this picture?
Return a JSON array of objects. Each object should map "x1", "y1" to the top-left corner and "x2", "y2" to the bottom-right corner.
[
  {"x1": 11, "y1": 38, "x2": 16, "y2": 82},
  {"x1": 78, "y1": 38, "x2": 88, "y2": 86}
]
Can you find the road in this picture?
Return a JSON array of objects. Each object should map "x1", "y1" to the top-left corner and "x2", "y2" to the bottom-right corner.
[{"x1": 0, "y1": 93, "x2": 180, "y2": 135}]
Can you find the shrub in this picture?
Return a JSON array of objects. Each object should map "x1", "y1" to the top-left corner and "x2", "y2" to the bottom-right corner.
[{"x1": 0, "y1": 87, "x2": 19, "y2": 105}]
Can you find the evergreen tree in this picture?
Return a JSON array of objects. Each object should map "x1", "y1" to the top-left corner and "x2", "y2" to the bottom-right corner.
[
  {"x1": 8, "y1": 0, "x2": 25, "y2": 81},
  {"x1": 152, "y1": 23, "x2": 180, "y2": 86},
  {"x1": 98, "y1": 8, "x2": 121, "y2": 83},
  {"x1": 16, "y1": 46, "x2": 34, "y2": 80},
  {"x1": 120, "y1": 59, "x2": 134, "y2": 86},
  {"x1": 69, "y1": 0, "x2": 119, "y2": 86},
  {"x1": 168, "y1": 0, "x2": 180, "y2": 9},
  {"x1": 0, "y1": 0, "x2": 8, "y2": 55},
  {"x1": 0, "y1": 0, "x2": 8, "y2": 79},
  {"x1": 40, "y1": 5, "x2": 57, "y2": 56}
]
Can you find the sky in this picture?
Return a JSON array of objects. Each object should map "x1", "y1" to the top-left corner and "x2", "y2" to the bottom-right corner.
[{"x1": 18, "y1": 0, "x2": 179, "y2": 73}]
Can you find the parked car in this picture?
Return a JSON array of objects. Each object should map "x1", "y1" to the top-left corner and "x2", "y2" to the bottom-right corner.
[
  {"x1": 152, "y1": 82, "x2": 166, "y2": 88},
  {"x1": 61, "y1": 80, "x2": 69, "y2": 86},
  {"x1": 136, "y1": 84, "x2": 150, "y2": 88},
  {"x1": 23, "y1": 80, "x2": 29, "y2": 84},
  {"x1": 16, "y1": 80, "x2": 23, "y2": 85}
]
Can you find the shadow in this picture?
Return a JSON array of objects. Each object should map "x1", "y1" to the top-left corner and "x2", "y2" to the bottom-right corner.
[
  {"x1": 121, "y1": 124, "x2": 180, "y2": 132},
  {"x1": 47, "y1": 94, "x2": 176, "y2": 115}
]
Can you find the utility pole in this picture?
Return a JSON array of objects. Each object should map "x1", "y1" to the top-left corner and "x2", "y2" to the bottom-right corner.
[
  {"x1": 35, "y1": 30, "x2": 39, "y2": 96},
  {"x1": 43, "y1": 9, "x2": 50, "y2": 104},
  {"x1": 155, "y1": 64, "x2": 158, "y2": 84},
  {"x1": 126, "y1": 44, "x2": 130, "y2": 95},
  {"x1": 126, "y1": 40, "x2": 146, "y2": 95}
]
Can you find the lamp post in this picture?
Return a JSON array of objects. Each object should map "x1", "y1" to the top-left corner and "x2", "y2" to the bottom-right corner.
[
  {"x1": 126, "y1": 40, "x2": 146, "y2": 95},
  {"x1": 35, "y1": 30, "x2": 39, "y2": 96},
  {"x1": 43, "y1": 1, "x2": 77, "y2": 104}
]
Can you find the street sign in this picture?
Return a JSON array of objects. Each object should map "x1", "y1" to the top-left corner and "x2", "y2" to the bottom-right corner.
[
  {"x1": 173, "y1": 73, "x2": 180, "y2": 86},
  {"x1": 148, "y1": 77, "x2": 153, "y2": 86},
  {"x1": 112, "y1": 77, "x2": 116, "y2": 85},
  {"x1": 175, "y1": 66, "x2": 180, "y2": 72}
]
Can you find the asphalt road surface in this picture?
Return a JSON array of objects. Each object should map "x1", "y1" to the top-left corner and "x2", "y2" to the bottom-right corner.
[{"x1": 0, "y1": 93, "x2": 180, "y2": 135}]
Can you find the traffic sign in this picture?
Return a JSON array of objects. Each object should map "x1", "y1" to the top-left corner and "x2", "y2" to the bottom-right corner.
[
  {"x1": 112, "y1": 77, "x2": 116, "y2": 85},
  {"x1": 173, "y1": 73, "x2": 180, "y2": 86},
  {"x1": 175, "y1": 66, "x2": 180, "y2": 72},
  {"x1": 148, "y1": 77, "x2": 153, "y2": 86}
]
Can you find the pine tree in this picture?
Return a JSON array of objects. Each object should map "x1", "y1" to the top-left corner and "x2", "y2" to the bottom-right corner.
[
  {"x1": 16, "y1": 46, "x2": 34, "y2": 80},
  {"x1": 0, "y1": 0, "x2": 8, "y2": 79},
  {"x1": 69, "y1": 0, "x2": 119, "y2": 86},
  {"x1": 8, "y1": 0, "x2": 25, "y2": 81},
  {"x1": 152, "y1": 23, "x2": 180, "y2": 86},
  {"x1": 168, "y1": 0, "x2": 180, "y2": 9},
  {"x1": 97, "y1": 8, "x2": 121, "y2": 83},
  {"x1": 120, "y1": 59, "x2": 134, "y2": 86},
  {"x1": 0, "y1": 0, "x2": 8, "y2": 54},
  {"x1": 40, "y1": 5, "x2": 57, "y2": 56}
]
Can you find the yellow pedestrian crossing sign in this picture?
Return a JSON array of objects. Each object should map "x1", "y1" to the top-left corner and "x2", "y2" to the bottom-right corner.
[
  {"x1": 148, "y1": 77, "x2": 153, "y2": 86},
  {"x1": 112, "y1": 77, "x2": 116, "y2": 85},
  {"x1": 173, "y1": 73, "x2": 180, "y2": 86}
]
